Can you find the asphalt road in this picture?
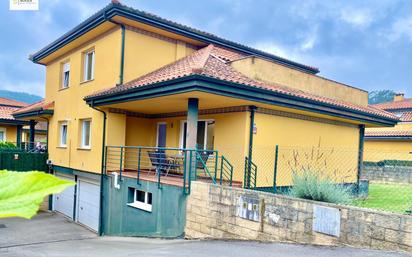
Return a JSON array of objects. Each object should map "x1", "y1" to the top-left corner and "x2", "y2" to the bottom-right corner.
[{"x1": 0, "y1": 212, "x2": 410, "y2": 257}]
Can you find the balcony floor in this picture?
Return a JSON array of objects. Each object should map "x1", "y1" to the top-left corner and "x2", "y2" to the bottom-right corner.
[{"x1": 107, "y1": 169, "x2": 242, "y2": 188}]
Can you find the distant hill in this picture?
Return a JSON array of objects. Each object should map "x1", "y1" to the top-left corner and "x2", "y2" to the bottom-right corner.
[
  {"x1": 368, "y1": 90, "x2": 395, "y2": 105},
  {"x1": 0, "y1": 90, "x2": 42, "y2": 104}
]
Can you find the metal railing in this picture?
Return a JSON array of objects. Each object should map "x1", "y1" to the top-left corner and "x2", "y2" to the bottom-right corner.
[
  {"x1": 244, "y1": 156, "x2": 257, "y2": 189},
  {"x1": 105, "y1": 146, "x2": 234, "y2": 194},
  {"x1": 0, "y1": 141, "x2": 47, "y2": 153}
]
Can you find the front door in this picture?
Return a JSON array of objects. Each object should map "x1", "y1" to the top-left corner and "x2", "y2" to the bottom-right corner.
[{"x1": 157, "y1": 123, "x2": 167, "y2": 148}]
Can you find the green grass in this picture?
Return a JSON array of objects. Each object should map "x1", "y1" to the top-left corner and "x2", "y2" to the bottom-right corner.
[{"x1": 353, "y1": 183, "x2": 412, "y2": 214}]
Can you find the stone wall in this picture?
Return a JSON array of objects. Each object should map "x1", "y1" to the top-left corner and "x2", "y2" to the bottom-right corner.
[
  {"x1": 185, "y1": 181, "x2": 412, "y2": 252},
  {"x1": 362, "y1": 166, "x2": 412, "y2": 184}
]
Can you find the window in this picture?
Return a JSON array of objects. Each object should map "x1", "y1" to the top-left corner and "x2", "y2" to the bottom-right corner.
[
  {"x1": 80, "y1": 119, "x2": 91, "y2": 148},
  {"x1": 83, "y1": 50, "x2": 95, "y2": 81},
  {"x1": 0, "y1": 128, "x2": 5, "y2": 142},
  {"x1": 61, "y1": 62, "x2": 70, "y2": 88},
  {"x1": 181, "y1": 120, "x2": 215, "y2": 150},
  {"x1": 59, "y1": 122, "x2": 68, "y2": 147},
  {"x1": 127, "y1": 188, "x2": 152, "y2": 212}
]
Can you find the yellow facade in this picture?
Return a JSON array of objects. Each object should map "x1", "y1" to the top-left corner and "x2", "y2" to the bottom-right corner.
[
  {"x1": 0, "y1": 125, "x2": 17, "y2": 142},
  {"x1": 364, "y1": 140, "x2": 412, "y2": 162},
  {"x1": 252, "y1": 112, "x2": 359, "y2": 187},
  {"x1": 230, "y1": 57, "x2": 368, "y2": 106},
  {"x1": 45, "y1": 26, "x2": 198, "y2": 173}
]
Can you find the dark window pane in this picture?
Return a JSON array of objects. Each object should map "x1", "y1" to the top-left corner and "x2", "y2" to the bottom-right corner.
[
  {"x1": 136, "y1": 190, "x2": 145, "y2": 203},
  {"x1": 197, "y1": 121, "x2": 205, "y2": 149},
  {"x1": 147, "y1": 192, "x2": 152, "y2": 205}
]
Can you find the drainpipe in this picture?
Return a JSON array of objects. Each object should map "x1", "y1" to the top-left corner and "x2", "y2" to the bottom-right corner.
[
  {"x1": 247, "y1": 106, "x2": 257, "y2": 188},
  {"x1": 89, "y1": 101, "x2": 107, "y2": 236},
  {"x1": 106, "y1": 19, "x2": 126, "y2": 85}
]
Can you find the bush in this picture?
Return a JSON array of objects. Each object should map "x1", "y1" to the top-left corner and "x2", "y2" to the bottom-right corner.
[
  {"x1": 0, "y1": 142, "x2": 19, "y2": 151},
  {"x1": 288, "y1": 171, "x2": 352, "y2": 204}
]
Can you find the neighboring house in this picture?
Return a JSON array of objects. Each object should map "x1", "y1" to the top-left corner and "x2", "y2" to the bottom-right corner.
[
  {"x1": 13, "y1": 1, "x2": 398, "y2": 236},
  {"x1": 0, "y1": 97, "x2": 28, "y2": 143},
  {"x1": 364, "y1": 93, "x2": 412, "y2": 162}
]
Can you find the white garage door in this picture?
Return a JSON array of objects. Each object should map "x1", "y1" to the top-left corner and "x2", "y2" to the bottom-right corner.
[
  {"x1": 53, "y1": 174, "x2": 75, "y2": 219},
  {"x1": 77, "y1": 180, "x2": 100, "y2": 231}
]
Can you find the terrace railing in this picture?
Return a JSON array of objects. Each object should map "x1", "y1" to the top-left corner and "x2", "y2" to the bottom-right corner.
[{"x1": 104, "y1": 146, "x2": 234, "y2": 194}]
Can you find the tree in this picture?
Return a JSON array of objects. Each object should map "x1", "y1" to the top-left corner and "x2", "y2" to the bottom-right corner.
[{"x1": 368, "y1": 90, "x2": 395, "y2": 104}]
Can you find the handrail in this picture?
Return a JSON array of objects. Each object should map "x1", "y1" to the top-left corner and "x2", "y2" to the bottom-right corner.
[
  {"x1": 244, "y1": 156, "x2": 258, "y2": 189},
  {"x1": 220, "y1": 155, "x2": 233, "y2": 186},
  {"x1": 195, "y1": 151, "x2": 216, "y2": 184}
]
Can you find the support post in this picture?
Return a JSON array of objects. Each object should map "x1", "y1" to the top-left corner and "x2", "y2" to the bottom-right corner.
[
  {"x1": 357, "y1": 124, "x2": 365, "y2": 192},
  {"x1": 29, "y1": 120, "x2": 36, "y2": 149},
  {"x1": 247, "y1": 106, "x2": 257, "y2": 189},
  {"x1": 186, "y1": 98, "x2": 199, "y2": 181},
  {"x1": 16, "y1": 125, "x2": 22, "y2": 148},
  {"x1": 273, "y1": 145, "x2": 279, "y2": 193}
]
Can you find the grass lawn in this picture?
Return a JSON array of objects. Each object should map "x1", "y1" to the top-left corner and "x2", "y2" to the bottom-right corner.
[{"x1": 353, "y1": 183, "x2": 412, "y2": 214}]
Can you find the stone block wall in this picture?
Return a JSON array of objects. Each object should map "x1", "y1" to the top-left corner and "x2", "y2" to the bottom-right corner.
[
  {"x1": 185, "y1": 181, "x2": 412, "y2": 252},
  {"x1": 362, "y1": 166, "x2": 412, "y2": 184}
]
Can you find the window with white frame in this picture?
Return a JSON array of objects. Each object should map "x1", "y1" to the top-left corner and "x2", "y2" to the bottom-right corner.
[
  {"x1": 61, "y1": 61, "x2": 70, "y2": 88},
  {"x1": 127, "y1": 188, "x2": 152, "y2": 212},
  {"x1": 80, "y1": 119, "x2": 91, "y2": 148},
  {"x1": 180, "y1": 120, "x2": 215, "y2": 150},
  {"x1": 83, "y1": 50, "x2": 95, "y2": 81},
  {"x1": 0, "y1": 128, "x2": 6, "y2": 142},
  {"x1": 59, "y1": 122, "x2": 68, "y2": 147}
]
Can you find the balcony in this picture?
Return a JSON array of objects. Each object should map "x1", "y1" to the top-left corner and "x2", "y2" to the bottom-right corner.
[{"x1": 104, "y1": 146, "x2": 238, "y2": 194}]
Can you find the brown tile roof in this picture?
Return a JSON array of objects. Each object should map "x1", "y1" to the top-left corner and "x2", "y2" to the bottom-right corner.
[
  {"x1": 0, "y1": 105, "x2": 21, "y2": 120},
  {"x1": 365, "y1": 130, "x2": 412, "y2": 138},
  {"x1": 373, "y1": 98, "x2": 412, "y2": 111},
  {"x1": 13, "y1": 100, "x2": 54, "y2": 115},
  {"x1": 87, "y1": 45, "x2": 397, "y2": 121},
  {"x1": 0, "y1": 97, "x2": 27, "y2": 108},
  {"x1": 400, "y1": 111, "x2": 412, "y2": 122}
]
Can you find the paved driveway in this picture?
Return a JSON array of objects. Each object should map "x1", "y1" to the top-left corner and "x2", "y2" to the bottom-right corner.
[{"x1": 0, "y1": 212, "x2": 411, "y2": 257}]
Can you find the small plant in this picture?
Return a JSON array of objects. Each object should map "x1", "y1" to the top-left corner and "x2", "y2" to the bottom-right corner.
[
  {"x1": 288, "y1": 171, "x2": 352, "y2": 204},
  {"x1": 0, "y1": 142, "x2": 18, "y2": 150}
]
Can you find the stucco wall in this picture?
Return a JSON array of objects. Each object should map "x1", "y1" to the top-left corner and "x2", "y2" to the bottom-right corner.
[
  {"x1": 230, "y1": 57, "x2": 368, "y2": 106},
  {"x1": 0, "y1": 125, "x2": 17, "y2": 142},
  {"x1": 102, "y1": 175, "x2": 186, "y2": 237},
  {"x1": 45, "y1": 26, "x2": 196, "y2": 174},
  {"x1": 186, "y1": 181, "x2": 412, "y2": 252},
  {"x1": 364, "y1": 140, "x2": 412, "y2": 162},
  {"x1": 252, "y1": 112, "x2": 360, "y2": 187}
]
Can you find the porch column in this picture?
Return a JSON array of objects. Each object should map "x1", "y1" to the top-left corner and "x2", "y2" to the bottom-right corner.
[
  {"x1": 186, "y1": 98, "x2": 198, "y2": 180},
  {"x1": 16, "y1": 125, "x2": 22, "y2": 147},
  {"x1": 357, "y1": 124, "x2": 365, "y2": 192},
  {"x1": 29, "y1": 120, "x2": 36, "y2": 149}
]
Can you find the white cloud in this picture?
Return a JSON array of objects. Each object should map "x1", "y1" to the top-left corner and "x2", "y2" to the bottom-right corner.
[
  {"x1": 340, "y1": 8, "x2": 374, "y2": 29},
  {"x1": 385, "y1": 16, "x2": 412, "y2": 42}
]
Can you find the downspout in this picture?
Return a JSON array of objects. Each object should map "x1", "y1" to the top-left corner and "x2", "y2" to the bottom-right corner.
[
  {"x1": 90, "y1": 102, "x2": 107, "y2": 236},
  {"x1": 247, "y1": 106, "x2": 257, "y2": 188},
  {"x1": 106, "y1": 18, "x2": 125, "y2": 85}
]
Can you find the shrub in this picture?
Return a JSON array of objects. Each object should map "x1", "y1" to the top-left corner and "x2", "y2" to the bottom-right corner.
[
  {"x1": 0, "y1": 142, "x2": 19, "y2": 151},
  {"x1": 288, "y1": 171, "x2": 352, "y2": 204}
]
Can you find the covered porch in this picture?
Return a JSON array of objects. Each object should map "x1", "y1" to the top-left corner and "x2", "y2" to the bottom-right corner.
[{"x1": 101, "y1": 92, "x2": 253, "y2": 189}]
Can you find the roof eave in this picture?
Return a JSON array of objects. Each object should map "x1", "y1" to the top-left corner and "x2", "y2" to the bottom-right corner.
[
  {"x1": 0, "y1": 119, "x2": 30, "y2": 125},
  {"x1": 29, "y1": 3, "x2": 319, "y2": 74},
  {"x1": 84, "y1": 75, "x2": 398, "y2": 127},
  {"x1": 13, "y1": 109, "x2": 54, "y2": 119},
  {"x1": 365, "y1": 136, "x2": 412, "y2": 140}
]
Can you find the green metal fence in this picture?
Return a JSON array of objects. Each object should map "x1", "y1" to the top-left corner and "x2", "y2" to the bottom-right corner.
[{"x1": 0, "y1": 150, "x2": 48, "y2": 171}]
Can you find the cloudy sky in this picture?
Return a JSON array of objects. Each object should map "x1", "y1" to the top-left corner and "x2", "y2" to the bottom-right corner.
[{"x1": 0, "y1": 0, "x2": 411, "y2": 97}]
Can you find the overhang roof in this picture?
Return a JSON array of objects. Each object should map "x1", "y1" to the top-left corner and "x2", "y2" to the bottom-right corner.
[
  {"x1": 0, "y1": 97, "x2": 28, "y2": 125},
  {"x1": 373, "y1": 98, "x2": 412, "y2": 111},
  {"x1": 13, "y1": 100, "x2": 54, "y2": 119},
  {"x1": 29, "y1": 1, "x2": 319, "y2": 74},
  {"x1": 85, "y1": 44, "x2": 398, "y2": 126},
  {"x1": 365, "y1": 130, "x2": 412, "y2": 140}
]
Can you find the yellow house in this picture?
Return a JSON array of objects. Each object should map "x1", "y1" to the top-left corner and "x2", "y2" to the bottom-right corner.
[
  {"x1": 14, "y1": 1, "x2": 398, "y2": 236},
  {"x1": 364, "y1": 93, "x2": 412, "y2": 162},
  {"x1": 0, "y1": 97, "x2": 28, "y2": 143}
]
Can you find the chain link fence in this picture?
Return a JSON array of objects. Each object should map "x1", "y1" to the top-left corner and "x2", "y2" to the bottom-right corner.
[{"x1": 243, "y1": 145, "x2": 412, "y2": 215}]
